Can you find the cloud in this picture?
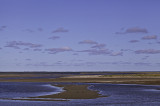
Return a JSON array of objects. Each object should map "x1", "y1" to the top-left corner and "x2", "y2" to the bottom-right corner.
[
  {"x1": 72, "y1": 53, "x2": 79, "y2": 55},
  {"x1": 78, "y1": 48, "x2": 111, "y2": 55},
  {"x1": 78, "y1": 40, "x2": 123, "y2": 56},
  {"x1": 126, "y1": 27, "x2": 148, "y2": 33},
  {"x1": 118, "y1": 61, "x2": 132, "y2": 65},
  {"x1": 78, "y1": 41, "x2": 122, "y2": 56},
  {"x1": 37, "y1": 28, "x2": 43, "y2": 31},
  {"x1": 141, "y1": 56, "x2": 149, "y2": 60},
  {"x1": 79, "y1": 40, "x2": 98, "y2": 45},
  {"x1": 5, "y1": 41, "x2": 42, "y2": 49},
  {"x1": 25, "y1": 58, "x2": 32, "y2": 61},
  {"x1": 157, "y1": 41, "x2": 160, "y2": 44},
  {"x1": 24, "y1": 48, "x2": 30, "y2": 50},
  {"x1": 1, "y1": 26, "x2": 7, "y2": 28},
  {"x1": 45, "y1": 47, "x2": 72, "y2": 54},
  {"x1": 24, "y1": 28, "x2": 43, "y2": 32},
  {"x1": 48, "y1": 36, "x2": 60, "y2": 40},
  {"x1": 26, "y1": 61, "x2": 70, "y2": 67},
  {"x1": 0, "y1": 25, "x2": 7, "y2": 31},
  {"x1": 116, "y1": 27, "x2": 148, "y2": 34},
  {"x1": 142, "y1": 35, "x2": 157, "y2": 40},
  {"x1": 110, "y1": 52, "x2": 123, "y2": 56},
  {"x1": 135, "y1": 49, "x2": 160, "y2": 54},
  {"x1": 121, "y1": 49, "x2": 133, "y2": 52},
  {"x1": 33, "y1": 49, "x2": 42, "y2": 51},
  {"x1": 100, "y1": 61, "x2": 132, "y2": 65},
  {"x1": 72, "y1": 61, "x2": 132, "y2": 66},
  {"x1": 156, "y1": 63, "x2": 160, "y2": 66},
  {"x1": 129, "y1": 40, "x2": 139, "y2": 43},
  {"x1": 52, "y1": 27, "x2": 69, "y2": 33},
  {"x1": 134, "y1": 62, "x2": 151, "y2": 66},
  {"x1": 25, "y1": 29, "x2": 34, "y2": 33},
  {"x1": 26, "y1": 62, "x2": 50, "y2": 66},
  {"x1": 91, "y1": 44, "x2": 106, "y2": 49},
  {"x1": 85, "y1": 62, "x2": 97, "y2": 66}
]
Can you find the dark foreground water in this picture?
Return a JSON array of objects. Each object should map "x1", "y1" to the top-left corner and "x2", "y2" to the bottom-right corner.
[{"x1": 0, "y1": 82, "x2": 160, "y2": 106}]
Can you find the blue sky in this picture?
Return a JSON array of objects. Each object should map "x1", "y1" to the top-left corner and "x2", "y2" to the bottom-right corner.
[{"x1": 0, "y1": 0, "x2": 160, "y2": 72}]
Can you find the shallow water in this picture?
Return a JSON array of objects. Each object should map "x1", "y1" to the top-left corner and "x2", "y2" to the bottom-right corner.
[
  {"x1": 0, "y1": 82, "x2": 160, "y2": 106},
  {"x1": 0, "y1": 82, "x2": 63, "y2": 98}
]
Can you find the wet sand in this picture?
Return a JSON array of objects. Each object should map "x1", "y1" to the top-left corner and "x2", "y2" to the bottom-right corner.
[
  {"x1": 0, "y1": 72, "x2": 160, "y2": 101},
  {"x1": 9, "y1": 84, "x2": 106, "y2": 101}
]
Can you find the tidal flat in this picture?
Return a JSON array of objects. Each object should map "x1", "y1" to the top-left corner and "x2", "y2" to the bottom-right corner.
[
  {"x1": 0, "y1": 72, "x2": 160, "y2": 85},
  {"x1": 0, "y1": 72, "x2": 160, "y2": 106}
]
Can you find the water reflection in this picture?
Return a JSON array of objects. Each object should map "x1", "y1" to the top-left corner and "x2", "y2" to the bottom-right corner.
[
  {"x1": 0, "y1": 82, "x2": 160, "y2": 106},
  {"x1": 0, "y1": 82, "x2": 62, "y2": 98}
]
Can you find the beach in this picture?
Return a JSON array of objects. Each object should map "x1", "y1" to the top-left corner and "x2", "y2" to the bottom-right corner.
[
  {"x1": 0, "y1": 72, "x2": 160, "y2": 103},
  {"x1": 0, "y1": 72, "x2": 160, "y2": 85}
]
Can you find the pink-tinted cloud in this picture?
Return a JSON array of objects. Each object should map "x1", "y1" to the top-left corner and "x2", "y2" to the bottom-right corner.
[
  {"x1": 129, "y1": 40, "x2": 139, "y2": 43},
  {"x1": 52, "y1": 27, "x2": 69, "y2": 33},
  {"x1": 78, "y1": 41, "x2": 122, "y2": 56},
  {"x1": 116, "y1": 27, "x2": 148, "y2": 34},
  {"x1": 121, "y1": 49, "x2": 133, "y2": 52},
  {"x1": 48, "y1": 36, "x2": 60, "y2": 40},
  {"x1": 78, "y1": 48, "x2": 111, "y2": 55},
  {"x1": 5, "y1": 41, "x2": 42, "y2": 49},
  {"x1": 110, "y1": 52, "x2": 123, "y2": 56},
  {"x1": 135, "y1": 49, "x2": 160, "y2": 54},
  {"x1": 126, "y1": 27, "x2": 148, "y2": 33},
  {"x1": 45, "y1": 47, "x2": 72, "y2": 54},
  {"x1": 142, "y1": 35, "x2": 157, "y2": 40},
  {"x1": 91, "y1": 44, "x2": 106, "y2": 49},
  {"x1": 79, "y1": 40, "x2": 98, "y2": 45}
]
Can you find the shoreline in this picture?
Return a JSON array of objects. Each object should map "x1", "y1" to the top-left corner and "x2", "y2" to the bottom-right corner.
[
  {"x1": 9, "y1": 84, "x2": 106, "y2": 101},
  {"x1": 0, "y1": 77, "x2": 160, "y2": 85},
  {"x1": 0, "y1": 72, "x2": 160, "y2": 101},
  {"x1": 0, "y1": 72, "x2": 160, "y2": 85}
]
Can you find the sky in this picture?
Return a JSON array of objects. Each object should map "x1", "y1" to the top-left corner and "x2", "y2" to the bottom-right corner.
[{"x1": 0, "y1": 0, "x2": 160, "y2": 72}]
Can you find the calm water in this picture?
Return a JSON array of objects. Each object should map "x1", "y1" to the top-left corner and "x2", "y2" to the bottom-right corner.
[{"x1": 0, "y1": 82, "x2": 160, "y2": 106}]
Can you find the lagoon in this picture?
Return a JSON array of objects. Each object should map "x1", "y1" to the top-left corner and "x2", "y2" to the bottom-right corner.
[{"x1": 0, "y1": 82, "x2": 160, "y2": 106}]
